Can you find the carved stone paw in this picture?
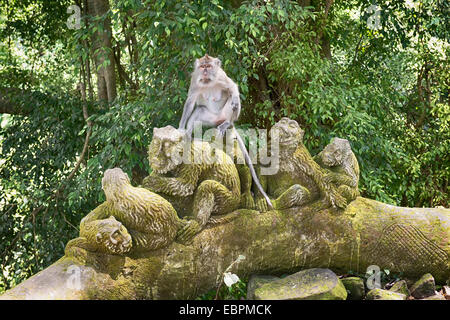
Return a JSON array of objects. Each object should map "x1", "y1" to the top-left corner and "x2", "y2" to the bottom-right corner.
[
  {"x1": 176, "y1": 219, "x2": 202, "y2": 243},
  {"x1": 65, "y1": 239, "x2": 89, "y2": 265},
  {"x1": 323, "y1": 174, "x2": 335, "y2": 185},
  {"x1": 256, "y1": 198, "x2": 269, "y2": 212},
  {"x1": 240, "y1": 192, "x2": 255, "y2": 209},
  {"x1": 328, "y1": 189, "x2": 347, "y2": 209}
]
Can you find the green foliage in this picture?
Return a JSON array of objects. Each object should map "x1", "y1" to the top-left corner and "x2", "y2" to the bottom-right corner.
[{"x1": 0, "y1": 93, "x2": 89, "y2": 292}]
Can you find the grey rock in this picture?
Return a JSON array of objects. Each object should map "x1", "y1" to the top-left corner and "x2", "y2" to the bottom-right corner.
[
  {"x1": 341, "y1": 277, "x2": 365, "y2": 300},
  {"x1": 389, "y1": 280, "x2": 410, "y2": 297},
  {"x1": 246, "y1": 275, "x2": 280, "y2": 300},
  {"x1": 254, "y1": 268, "x2": 347, "y2": 300},
  {"x1": 420, "y1": 294, "x2": 445, "y2": 300},
  {"x1": 410, "y1": 274, "x2": 435, "y2": 299},
  {"x1": 366, "y1": 288, "x2": 407, "y2": 300}
]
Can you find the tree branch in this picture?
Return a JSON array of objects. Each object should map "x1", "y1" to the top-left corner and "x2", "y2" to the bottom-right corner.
[{"x1": 1, "y1": 197, "x2": 448, "y2": 300}]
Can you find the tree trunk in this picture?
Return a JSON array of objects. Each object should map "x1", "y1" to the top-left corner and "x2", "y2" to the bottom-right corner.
[
  {"x1": 1, "y1": 197, "x2": 448, "y2": 300},
  {"x1": 87, "y1": 0, "x2": 116, "y2": 102}
]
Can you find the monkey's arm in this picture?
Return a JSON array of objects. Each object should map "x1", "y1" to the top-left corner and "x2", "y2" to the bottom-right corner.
[
  {"x1": 80, "y1": 202, "x2": 110, "y2": 230},
  {"x1": 323, "y1": 171, "x2": 355, "y2": 187},
  {"x1": 236, "y1": 164, "x2": 255, "y2": 209},
  {"x1": 143, "y1": 167, "x2": 200, "y2": 197},
  {"x1": 254, "y1": 167, "x2": 270, "y2": 212},
  {"x1": 226, "y1": 77, "x2": 241, "y2": 118},
  {"x1": 217, "y1": 72, "x2": 240, "y2": 117},
  {"x1": 179, "y1": 89, "x2": 198, "y2": 130},
  {"x1": 294, "y1": 147, "x2": 347, "y2": 209},
  {"x1": 66, "y1": 204, "x2": 115, "y2": 264},
  {"x1": 312, "y1": 152, "x2": 323, "y2": 166}
]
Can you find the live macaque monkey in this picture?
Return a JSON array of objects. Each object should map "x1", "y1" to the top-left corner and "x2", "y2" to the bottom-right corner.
[
  {"x1": 179, "y1": 54, "x2": 240, "y2": 136},
  {"x1": 178, "y1": 54, "x2": 273, "y2": 210}
]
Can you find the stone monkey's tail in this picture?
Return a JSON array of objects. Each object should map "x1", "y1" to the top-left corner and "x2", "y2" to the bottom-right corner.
[
  {"x1": 233, "y1": 127, "x2": 274, "y2": 210},
  {"x1": 206, "y1": 211, "x2": 242, "y2": 226}
]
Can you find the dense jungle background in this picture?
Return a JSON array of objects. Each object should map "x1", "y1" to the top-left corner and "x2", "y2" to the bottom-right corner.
[{"x1": 0, "y1": 0, "x2": 448, "y2": 293}]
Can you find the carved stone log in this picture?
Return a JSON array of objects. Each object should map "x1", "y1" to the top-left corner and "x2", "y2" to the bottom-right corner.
[{"x1": 1, "y1": 197, "x2": 449, "y2": 300}]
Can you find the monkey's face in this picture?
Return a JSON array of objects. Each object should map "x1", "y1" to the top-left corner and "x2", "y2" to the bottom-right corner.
[
  {"x1": 102, "y1": 168, "x2": 131, "y2": 200},
  {"x1": 194, "y1": 54, "x2": 221, "y2": 86},
  {"x1": 95, "y1": 216, "x2": 132, "y2": 254},
  {"x1": 148, "y1": 127, "x2": 184, "y2": 174},
  {"x1": 320, "y1": 138, "x2": 350, "y2": 166},
  {"x1": 270, "y1": 117, "x2": 304, "y2": 146}
]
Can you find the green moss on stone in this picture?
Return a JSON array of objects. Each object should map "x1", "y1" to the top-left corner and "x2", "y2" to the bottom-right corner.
[
  {"x1": 254, "y1": 268, "x2": 347, "y2": 300},
  {"x1": 410, "y1": 273, "x2": 436, "y2": 299},
  {"x1": 389, "y1": 280, "x2": 410, "y2": 296},
  {"x1": 366, "y1": 288, "x2": 406, "y2": 300},
  {"x1": 341, "y1": 277, "x2": 365, "y2": 300}
]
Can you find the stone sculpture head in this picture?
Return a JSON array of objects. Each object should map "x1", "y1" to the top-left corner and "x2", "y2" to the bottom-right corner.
[
  {"x1": 318, "y1": 137, "x2": 352, "y2": 167},
  {"x1": 102, "y1": 168, "x2": 131, "y2": 201},
  {"x1": 270, "y1": 117, "x2": 305, "y2": 146},
  {"x1": 93, "y1": 216, "x2": 132, "y2": 254},
  {"x1": 148, "y1": 126, "x2": 185, "y2": 174}
]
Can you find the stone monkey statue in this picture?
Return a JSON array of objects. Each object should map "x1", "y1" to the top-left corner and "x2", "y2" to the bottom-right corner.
[
  {"x1": 143, "y1": 125, "x2": 242, "y2": 239},
  {"x1": 315, "y1": 137, "x2": 360, "y2": 203},
  {"x1": 255, "y1": 118, "x2": 348, "y2": 211}
]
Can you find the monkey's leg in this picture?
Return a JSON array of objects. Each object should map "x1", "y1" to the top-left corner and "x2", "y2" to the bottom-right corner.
[
  {"x1": 129, "y1": 230, "x2": 169, "y2": 252},
  {"x1": 273, "y1": 184, "x2": 311, "y2": 210},
  {"x1": 216, "y1": 98, "x2": 238, "y2": 136},
  {"x1": 217, "y1": 121, "x2": 232, "y2": 136},
  {"x1": 296, "y1": 154, "x2": 348, "y2": 209},
  {"x1": 177, "y1": 180, "x2": 238, "y2": 242},
  {"x1": 254, "y1": 170, "x2": 271, "y2": 212},
  {"x1": 237, "y1": 163, "x2": 255, "y2": 209},
  {"x1": 65, "y1": 237, "x2": 95, "y2": 265},
  {"x1": 234, "y1": 129, "x2": 273, "y2": 210},
  {"x1": 185, "y1": 106, "x2": 218, "y2": 137},
  {"x1": 193, "y1": 180, "x2": 230, "y2": 226},
  {"x1": 230, "y1": 139, "x2": 255, "y2": 209},
  {"x1": 310, "y1": 170, "x2": 347, "y2": 209},
  {"x1": 323, "y1": 172, "x2": 355, "y2": 188},
  {"x1": 79, "y1": 202, "x2": 111, "y2": 230}
]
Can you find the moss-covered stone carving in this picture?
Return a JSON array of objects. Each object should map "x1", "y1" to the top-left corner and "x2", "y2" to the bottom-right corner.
[
  {"x1": 253, "y1": 268, "x2": 348, "y2": 300},
  {"x1": 142, "y1": 125, "x2": 242, "y2": 238},
  {"x1": 315, "y1": 137, "x2": 360, "y2": 203},
  {"x1": 214, "y1": 133, "x2": 255, "y2": 210},
  {"x1": 65, "y1": 168, "x2": 187, "y2": 264},
  {"x1": 1, "y1": 117, "x2": 449, "y2": 300},
  {"x1": 255, "y1": 117, "x2": 348, "y2": 211}
]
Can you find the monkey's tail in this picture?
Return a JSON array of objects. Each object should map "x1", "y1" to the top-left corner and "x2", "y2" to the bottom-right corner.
[
  {"x1": 232, "y1": 128, "x2": 274, "y2": 210},
  {"x1": 206, "y1": 211, "x2": 241, "y2": 226}
]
